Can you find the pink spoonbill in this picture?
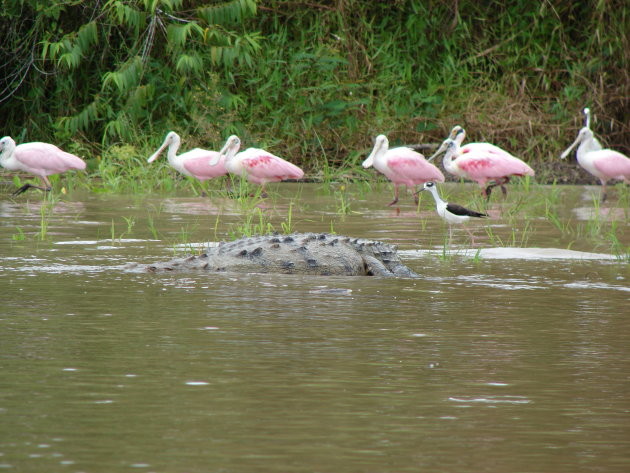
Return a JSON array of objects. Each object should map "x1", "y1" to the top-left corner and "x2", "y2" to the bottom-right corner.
[
  {"x1": 0, "y1": 136, "x2": 86, "y2": 196},
  {"x1": 362, "y1": 134, "x2": 445, "y2": 206},
  {"x1": 148, "y1": 131, "x2": 228, "y2": 189},
  {"x1": 561, "y1": 108, "x2": 630, "y2": 200},
  {"x1": 429, "y1": 126, "x2": 535, "y2": 199},
  {"x1": 211, "y1": 135, "x2": 304, "y2": 196}
]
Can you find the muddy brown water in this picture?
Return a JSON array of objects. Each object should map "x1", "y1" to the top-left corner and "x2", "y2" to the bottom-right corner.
[{"x1": 1, "y1": 182, "x2": 628, "y2": 472}]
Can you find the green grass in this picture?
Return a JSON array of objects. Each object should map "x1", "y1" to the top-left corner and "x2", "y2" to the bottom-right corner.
[
  {"x1": 12, "y1": 226, "x2": 26, "y2": 241},
  {"x1": 3, "y1": 1, "x2": 628, "y2": 187},
  {"x1": 3, "y1": 177, "x2": 628, "y2": 263}
]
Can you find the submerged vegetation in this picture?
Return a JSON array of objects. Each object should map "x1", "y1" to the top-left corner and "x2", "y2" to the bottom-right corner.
[
  {"x1": 1, "y1": 1, "x2": 628, "y2": 261},
  {"x1": 5, "y1": 178, "x2": 629, "y2": 263},
  {"x1": 1, "y1": 0, "x2": 628, "y2": 185}
]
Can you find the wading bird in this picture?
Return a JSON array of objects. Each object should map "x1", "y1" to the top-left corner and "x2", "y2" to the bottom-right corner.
[
  {"x1": 418, "y1": 181, "x2": 487, "y2": 244},
  {"x1": 211, "y1": 135, "x2": 304, "y2": 196},
  {"x1": 561, "y1": 108, "x2": 630, "y2": 200},
  {"x1": 429, "y1": 126, "x2": 535, "y2": 199},
  {"x1": 0, "y1": 136, "x2": 86, "y2": 196},
  {"x1": 362, "y1": 134, "x2": 444, "y2": 206},
  {"x1": 582, "y1": 107, "x2": 603, "y2": 150},
  {"x1": 148, "y1": 132, "x2": 228, "y2": 189}
]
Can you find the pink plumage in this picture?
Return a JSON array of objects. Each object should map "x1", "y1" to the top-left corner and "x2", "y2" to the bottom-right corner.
[
  {"x1": 561, "y1": 108, "x2": 630, "y2": 200},
  {"x1": 13, "y1": 142, "x2": 85, "y2": 174},
  {"x1": 240, "y1": 149, "x2": 304, "y2": 184},
  {"x1": 148, "y1": 131, "x2": 227, "y2": 184},
  {"x1": 363, "y1": 134, "x2": 444, "y2": 206},
  {"x1": 180, "y1": 150, "x2": 226, "y2": 181},
  {"x1": 592, "y1": 150, "x2": 630, "y2": 180},
  {"x1": 430, "y1": 126, "x2": 534, "y2": 198},
  {"x1": 457, "y1": 147, "x2": 534, "y2": 186},
  {"x1": 0, "y1": 136, "x2": 86, "y2": 195},
  {"x1": 217, "y1": 135, "x2": 304, "y2": 195},
  {"x1": 380, "y1": 147, "x2": 445, "y2": 186}
]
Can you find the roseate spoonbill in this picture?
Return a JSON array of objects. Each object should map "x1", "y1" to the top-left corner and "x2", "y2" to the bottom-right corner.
[
  {"x1": 148, "y1": 131, "x2": 228, "y2": 186},
  {"x1": 211, "y1": 135, "x2": 304, "y2": 196},
  {"x1": 418, "y1": 181, "x2": 487, "y2": 244},
  {"x1": 0, "y1": 136, "x2": 86, "y2": 196},
  {"x1": 429, "y1": 126, "x2": 535, "y2": 199},
  {"x1": 362, "y1": 134, "x2": 445, "y2": 206},
  {"x1": 561, "y1": 108, "x2": 630, "y2": 200},
  {"x1": 582, "y1": 107, "x2": 602, "y2": 150}
]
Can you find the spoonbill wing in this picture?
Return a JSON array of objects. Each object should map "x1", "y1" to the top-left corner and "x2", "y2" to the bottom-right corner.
[
  {"x1": 457, "y1": 153, "x2": 534, "y2": 180},
  {"x1": 387, "y1": 149, "x2": 445, "y2": 183},
  {"x1": 16, "y1": 143, "x2": 86, "y2": 174},
  {"x1": 181, "y1": 149, "x2": 227, "y2": 180},
  {"x1": 591, "y1": 150, "x2": 630, "y2": 179},
  {"x1": 242, "y1": 150, "x2": 304, "y2": 181}
]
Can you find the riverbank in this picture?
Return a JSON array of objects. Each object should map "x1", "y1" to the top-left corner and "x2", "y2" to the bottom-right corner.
[{"x1": 3, "y1": 1, "x2": 628, "y2": 165}]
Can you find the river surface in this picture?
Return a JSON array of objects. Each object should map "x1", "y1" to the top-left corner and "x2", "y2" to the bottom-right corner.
[{"x1": 1, "y1": 182, "x2": 628, "y2": 472}]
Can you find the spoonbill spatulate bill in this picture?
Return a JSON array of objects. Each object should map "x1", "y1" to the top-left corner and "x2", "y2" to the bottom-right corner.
[
  {"x1": 148, "y1": 131, "x2": 228, "y2": 184},
  {"x1": 212, "y1": 135, "x2": 304, "y2": 196},
  {"x1": 419, "y1": 181, "x2": 487, "y2": 244},
  {"x1": 362, "y1": 134, "x2": 445, "y2": 206},
  {"x1": 561, "y1": 108, "x2": 630, "y2": 200},
  {"x1": 0, "y1": 136, "x2": 86, "y2": 196},
  {"x1": 429, "y1": 126, "x2": 535, "y2": 199}
]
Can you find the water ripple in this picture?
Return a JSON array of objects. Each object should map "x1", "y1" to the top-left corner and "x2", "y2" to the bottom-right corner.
[{"x1": 449, "y1": 396, "x2": 531, "y2": 404}]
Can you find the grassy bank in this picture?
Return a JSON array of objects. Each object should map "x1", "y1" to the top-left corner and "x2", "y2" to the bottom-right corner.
[{"x1": 1, "y1": 1, "x2": 628, "y2": 186}]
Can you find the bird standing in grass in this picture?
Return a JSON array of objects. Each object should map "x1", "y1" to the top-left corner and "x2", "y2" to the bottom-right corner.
[
  {"x1": 0, "y1": 136, "x2": 86, "y2": 196},
  {"x1": 147, "y1": 131, "x2": 228, "y2": 191},
  {"x1": 418, "y1": 181, "x2": 487, "y2": 244},
  {"x1": 211, "y1": 135, "x2": 304, "y2": 197},
  {"x1": 429, "y1": 126, "x2": 535, "y2": 199},
  {"x1": 362, "y1": 134, "x2": 444, "y2": 206},
  {"x1": 561, "y1": 108, "x2": 630, "y2": 201}
]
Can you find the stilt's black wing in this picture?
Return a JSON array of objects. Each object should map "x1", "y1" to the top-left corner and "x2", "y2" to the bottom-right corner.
[{"x1": 446, "y1": 203, "x2": 487, "y2": 218}]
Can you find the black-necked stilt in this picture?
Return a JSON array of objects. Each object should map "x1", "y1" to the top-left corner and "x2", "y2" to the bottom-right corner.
[{"x1": 418, "y1": 181, "x2": 488, "y2": 244}]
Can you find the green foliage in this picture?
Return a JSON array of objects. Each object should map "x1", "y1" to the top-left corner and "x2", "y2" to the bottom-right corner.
[
  {"x1": 198, "y1": 0, "x2": 257, "y2": 25},
  {"x1": 1, "y1": 0, "x2": 260, "y2": 146},
  {"x1": 1, "y1": 0, "x2": 628, "y2": 179}
]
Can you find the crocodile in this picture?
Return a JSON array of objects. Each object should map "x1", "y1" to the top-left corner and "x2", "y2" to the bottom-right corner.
[{"x1": 128, "y1": 232, "x2": 419, "y2": 278}]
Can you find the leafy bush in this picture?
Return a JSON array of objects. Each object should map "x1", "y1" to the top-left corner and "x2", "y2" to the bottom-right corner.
[{"x1": 1, "y1": 0, "x2": 627, "y2": 179}]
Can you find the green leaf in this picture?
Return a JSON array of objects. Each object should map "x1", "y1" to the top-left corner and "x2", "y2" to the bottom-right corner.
[{"x1": 175, "y1": 54, "x2": 202, "y2": 74}]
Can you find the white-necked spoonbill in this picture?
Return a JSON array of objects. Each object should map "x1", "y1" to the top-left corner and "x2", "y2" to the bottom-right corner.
[
  {"x1": 561, "y1": 107, "x2": 630, "y2": 201},
  {"x1": 0, "y1": 136, "x2": 86, "y2": 196},
  {"x1": 429, "y1": 126, "x2": 535, "y2": 199},
  {"x1": 148, "y1": 131, "x2": 228, "y2": 191},
  {"x1": 419, "y1": 181, "x2": 488, "y2": 244},
  {"x1": 211, "y1": 135, "x2": 304, "y2": 197},
  {"x1": 362, "y1": 134, "x2": 444, "y2": 206}
]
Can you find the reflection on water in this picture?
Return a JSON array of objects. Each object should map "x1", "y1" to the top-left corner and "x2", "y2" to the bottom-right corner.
[
  {"x1": 412, "y1": 246, "x2": 622, "y2": 259},
  {"x1": 0, "y1": 183, "x2": 629, "y2": 473}
]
